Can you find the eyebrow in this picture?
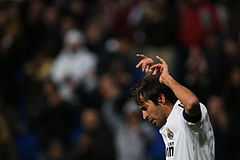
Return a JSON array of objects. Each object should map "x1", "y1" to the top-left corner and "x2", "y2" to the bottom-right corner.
[{"x1": 136, "y1": 92, "x2": 146, "y2": 106}]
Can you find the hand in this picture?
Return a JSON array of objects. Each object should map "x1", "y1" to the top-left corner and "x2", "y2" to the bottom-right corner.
[
  {"x1": 136, "y1": 54, "x2": 154, "y2": 73},
  {"x1": 150, "y1": 56, "x2": 170, "y2": 84}
]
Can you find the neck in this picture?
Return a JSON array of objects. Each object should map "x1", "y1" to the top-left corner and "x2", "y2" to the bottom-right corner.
[{"x1": 164, "y1": 101, "x2": 174, "y2": 118}]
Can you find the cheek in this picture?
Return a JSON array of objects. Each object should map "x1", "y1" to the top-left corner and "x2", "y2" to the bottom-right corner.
[
  {"x1": 150, "y1": 107, "x2": 163, "y2": 120},
  {"x1": 149, "y1": 108, "x2": 166, "y2": 127}
]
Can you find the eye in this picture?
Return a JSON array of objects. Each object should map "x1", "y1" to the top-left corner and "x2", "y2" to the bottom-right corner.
[{"x1": 139, "y1": 106, "x2": 147, "y2": 111}]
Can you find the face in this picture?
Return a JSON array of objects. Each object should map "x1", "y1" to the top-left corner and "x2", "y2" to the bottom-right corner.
[
  {"x1": 48, "y1": 142, "x2": 63, "y2": 159},
  {"x1": 139, "y1": 97, "x2": 167, "y2": 128},
  {"x1": 81, "y1": 109, "x2": 99, "y2": 131}
]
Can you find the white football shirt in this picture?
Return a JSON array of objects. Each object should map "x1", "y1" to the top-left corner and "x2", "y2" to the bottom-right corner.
[{"x1": 159, "y1": 100, "x2": 215, "y2": 160}]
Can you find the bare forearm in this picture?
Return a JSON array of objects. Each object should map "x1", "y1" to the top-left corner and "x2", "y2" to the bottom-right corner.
[
  {"x1": 164, "y1": 75, "x2": 199, "y2": 113},
  {"x1": 135, "y1": 54, "x2": 200, "y2": 115}
]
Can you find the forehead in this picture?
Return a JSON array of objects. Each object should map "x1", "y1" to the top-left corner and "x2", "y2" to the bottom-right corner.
[{"x1": 138, "y1": 94, "x2": 154, "y2": 107}]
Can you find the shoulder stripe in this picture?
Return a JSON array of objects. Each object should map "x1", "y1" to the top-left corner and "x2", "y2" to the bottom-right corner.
[{"x1": 178, "y1": 103, "x2": 184, "y2": 108}]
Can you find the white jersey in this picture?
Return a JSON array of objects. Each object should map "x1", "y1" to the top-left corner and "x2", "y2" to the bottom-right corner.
[{"x1": 159, "y1": 100, "x2": 215, "y2": 160}]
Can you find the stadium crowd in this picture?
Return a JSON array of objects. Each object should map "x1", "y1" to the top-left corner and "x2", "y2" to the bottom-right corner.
[{"x1": 0, "y1": 0, "x2": 239, "y2": 160}]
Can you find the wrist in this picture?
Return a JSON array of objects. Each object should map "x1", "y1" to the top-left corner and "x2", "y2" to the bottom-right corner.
[{"x1": 163, "y1": 74, "x2": 175, "y2": 87}]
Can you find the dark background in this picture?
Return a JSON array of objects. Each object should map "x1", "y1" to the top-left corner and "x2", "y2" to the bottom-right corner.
[{"x1": 0, "y1": 0, "x2": 239, "y2": 160}]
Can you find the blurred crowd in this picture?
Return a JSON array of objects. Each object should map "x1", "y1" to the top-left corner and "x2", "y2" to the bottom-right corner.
[{"x1": 0, "y1": 0, "x2": 239, "y2": 160}]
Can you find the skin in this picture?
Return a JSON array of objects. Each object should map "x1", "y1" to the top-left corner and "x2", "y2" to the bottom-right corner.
[
  {"x1": 138, "y1": 94, "x2": 172, "y2": 128},
  {"x1": 136, "y1": 54, "x2": 201, "y2": 127}
]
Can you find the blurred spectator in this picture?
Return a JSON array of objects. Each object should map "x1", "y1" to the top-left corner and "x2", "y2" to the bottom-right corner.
[
  {"x1": 85, "y1": 18, "x2": 107, "y2": 56},
  {"x1": 204, "y1": 33, "x2": 224, "y2": 93},
  {"x1": 223, "y1": 66, "x2": 240, "y2": 159},
  {"x1": 100, "y1": 73, "x2": 154, "y2": 160},
  {"x1": 227, "y1": 0, "x2": 240, "y2": 39},
  {"x1": 184, "y1": 47, "x2": 209, "y2": 100},
  {"x1": 132, "y1": 0, "x2": 178, "y2": 74},
  {"x1": 15, "y1": 123, "x2": 40, "y2": 160},
  {"x1": 207, "y1": 96, "x2": 228, "y2": 160},
  {"x1": 0, "y1": 3, "x2": 25, "y2": 108},
  {"x1": 66, "y1": 0, "x2": 91, "y2": 29},
  {"x1": 60, "y1": 16, "x2": 77, "y2": 34},
  {"x1": 0, "y1": 113, "x2": 17, "y2": 160},
  {"x1": 40, "y1": 140, "x2": 65, "y2": 160},
  {"x1": 51, "y1": 29, "x2": 97, "y2": 103},
  {"x1": 222, "y1": 38, "x2": 240, "y2": 76},
  {"x1": 24, "y1": 0, "x2": 46, "y2": 59},
  {"x1": 179, "y1": 0, "x2": 221, "y2": 48},
  {"x1": 103, "y1": 100, "x2": 154, "y2": 160},
  {"x1": 41, "y1": 5, "x2": 62, "y2": 57},
  {"x1": 70, "y1": 108, "x2": 116, "y2": 160},
  {"x1": 35, "y1": 81, "x2": 74, "y2": 148},
  {"x1": 109, "y1": 0, "x2": 137, "y2": 37},
  {"x1": 139, "y1": 0, "x2": 177, "y2": 47},
  {"x1": 98, "y1": 36, "x2": 137, "y2": 97},
  {"x1": 24, "y1": 49, "x2": 54, "y2": 82},
  {"x1": 215, "y1": 0, "x2": 229, "y2": 32}
]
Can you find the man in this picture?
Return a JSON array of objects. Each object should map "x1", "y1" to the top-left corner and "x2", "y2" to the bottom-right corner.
[
  {"x1": 51, "y1": 29, "x2": 97, "y2": 103},
  {"x1": 134, "y1": 54, "x2": 215, "y2": 160}
]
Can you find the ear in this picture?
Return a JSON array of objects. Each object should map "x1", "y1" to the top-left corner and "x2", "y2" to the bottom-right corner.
[{"x1": 158, "y1": 94, "x2": 166, "y2": 105}]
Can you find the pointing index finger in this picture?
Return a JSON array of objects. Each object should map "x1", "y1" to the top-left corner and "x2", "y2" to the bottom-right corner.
[
  {"x1": 136, "y1": 54, "x2": 147, "y2": 58},
  {"x1": 156, "y1": 56, "x2": 166, "y2": 65},
  {"x1": 136, "y1": 60, "x2": 143, "y2": 68}
]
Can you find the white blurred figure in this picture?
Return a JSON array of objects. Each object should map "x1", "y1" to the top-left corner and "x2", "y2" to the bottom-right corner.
[
  {"x1": 51, "y1": 29, "x2": 97, "y2": 103},
  {"x1": 100, "y1": 74, "x2": 154, "y2": 160},
  {"x1": 103, "y1": 100, "x2": 154, "y2": 160}
]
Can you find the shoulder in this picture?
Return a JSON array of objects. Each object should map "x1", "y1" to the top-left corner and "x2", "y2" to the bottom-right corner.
[
  {"x1": 173, "y1": 100, "x2": 210, "y2": 125},
  {"x1": 183, "y1": 102, "x2": 212, "y2": 132}
]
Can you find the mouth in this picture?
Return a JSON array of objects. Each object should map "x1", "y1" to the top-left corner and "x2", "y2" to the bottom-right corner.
[
  {"x1": 152, "y1": 121, "x2": 157, "y2": 126},
  {"x1": 149, "y1": 119, "x2": 157, "y2": 126}
]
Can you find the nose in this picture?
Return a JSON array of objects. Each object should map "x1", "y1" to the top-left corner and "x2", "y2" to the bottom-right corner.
[{"x1": 142, "y1": 111, "x2": 149, "y2": 120}]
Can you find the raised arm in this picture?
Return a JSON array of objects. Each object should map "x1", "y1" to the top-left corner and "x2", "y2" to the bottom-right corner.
[
  {"x1": 162, "y1": 74, "x2": 201, "y2": 116},
  {"x1": 137, "y1": 55, "x2": 201, "y2": 117}
]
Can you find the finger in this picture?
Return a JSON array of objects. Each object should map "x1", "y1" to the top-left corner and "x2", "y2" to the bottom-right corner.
[
  {"x1": 136, "y1": 60, "x2": 144, "y2": 68},
  {"x1": 136, "y1": 54, "x2": 147, "y2": 58},
  {"x1": 145, "y1": 65, "x2": 149, "y2": 72},
  {"x1": 150, "y1": 64, "x2": 162, "y2": 70},
  {"x1": 142, "y1": 62, "x2": 147, "y2": 72},
  {"x1": 151, "y1": 64, "x2": 162, "y2": 75},
  {"x1": 156, "y1": 56, "x2": 167, "y2": 65},
  {"x1": 152, "y1": 68, "x2": 158, "y2": 75}
]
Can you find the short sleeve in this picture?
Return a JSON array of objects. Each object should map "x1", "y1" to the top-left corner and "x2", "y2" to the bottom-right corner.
[{"x1": 183, "y1": 103, "x2": 210, "y2": 131}]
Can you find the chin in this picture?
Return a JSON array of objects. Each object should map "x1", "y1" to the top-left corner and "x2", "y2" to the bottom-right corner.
[
  {"x1": 156, "y1": 120, "x2": 166, "y2": 128},
  {"x1": 155, "y1": 123, "x2": 163, "y2": 128}
]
